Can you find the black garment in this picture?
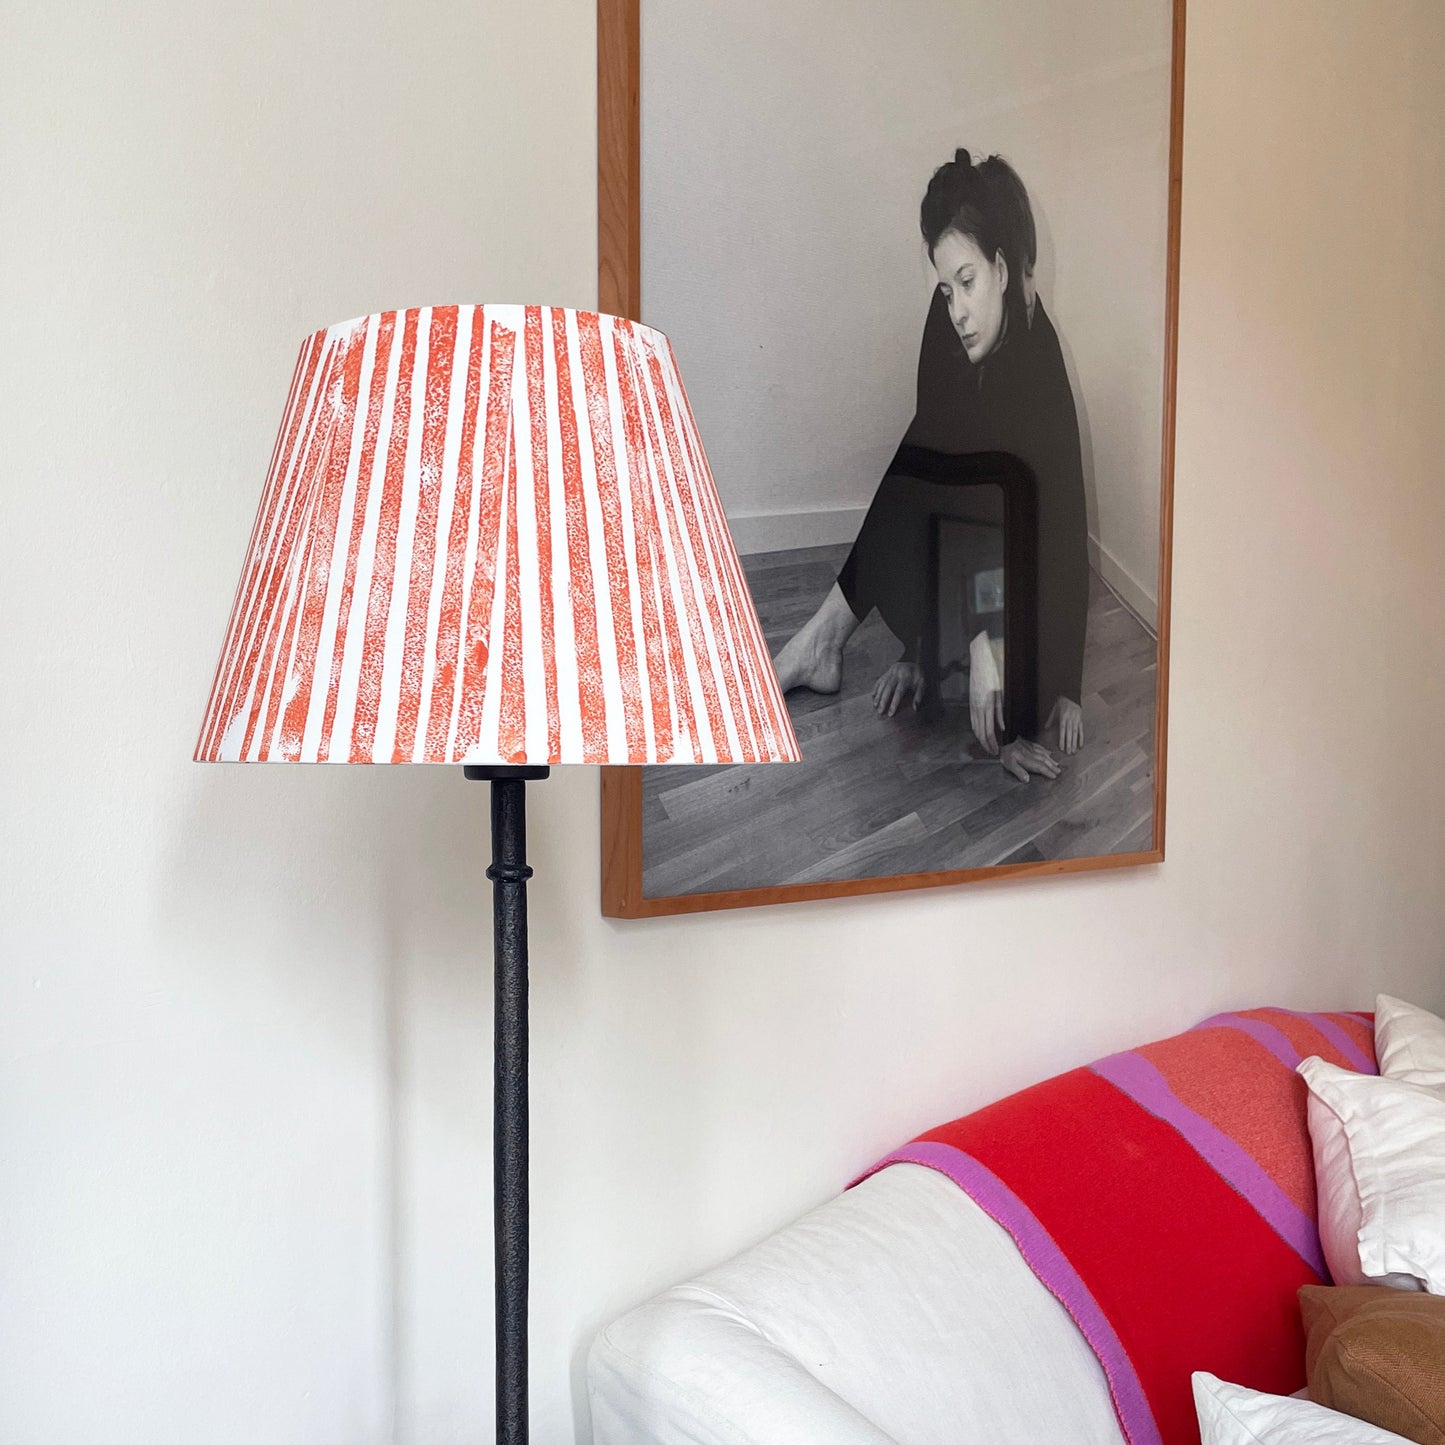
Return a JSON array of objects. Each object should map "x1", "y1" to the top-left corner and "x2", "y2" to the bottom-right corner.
[
  {"x1": 837, "y1": 289, "x2": 1089, "y2": 735},
  {"x1": 843, "y1": 447, "x2": 1041, "y2": 735}
]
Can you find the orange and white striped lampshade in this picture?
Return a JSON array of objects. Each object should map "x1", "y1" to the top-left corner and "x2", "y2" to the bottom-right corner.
[{"x1": 195, "y1": 305, "x2": 800, "y2": 767}]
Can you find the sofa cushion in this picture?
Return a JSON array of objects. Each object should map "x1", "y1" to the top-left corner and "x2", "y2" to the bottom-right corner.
[
  {"x1": 1301, "y1": 1285, "x2": 1445, "y2": 1443},
  {"x1": 1299, "y1": 1057, "x2": 1445, "y2": 1293},
  {"x1": 588, "y1": 1162, "x2": 1123, "y2": 1445},
  {"x1": 1375, "y1": 996, "x2": 1445, "y2": 1090}
]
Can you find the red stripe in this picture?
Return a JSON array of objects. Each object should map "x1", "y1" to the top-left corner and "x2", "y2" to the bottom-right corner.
[
  {"x1": 453, "y1": 324, "x2": 517, "y2": 758},
  {"x1": 576, "y1": 313, "x2": 645, "y2": 759},
  {"x1": 256, "y1": 491, "x2": 321, "y2": 757},
  {"x1": 673, "y1": 393, "x2": 770, "y2": 758},
  {"x1": 626, "y1": 336, "x2": 721, "y2": 754},
  {"x1": 238, "y1": 340, "x2": 347, "y2": 759},
  {"x1": 203, "y1": 332, "x2": 317, "y2": 757},
  {"x1": 551, "y1": 310, "x2": 608, "y2": 761},
  {"x1": 350, "y1": 309, "x2": 420, "y2": 761},
  {"x1": 496, "y1": 423, "x2": 527, "y2": 762},
  {"x1": 424, "y1": 310, "x2": 486, "y2": 760},
  {"x1": 205, "y1": 332, "x2": 328, "y2": 758},
  {"x1": 278, "y1": 320, "x2": 368, "y2": 756},
  {"x1": 317, "y1": 311, "x2": 397, "y2": 761},
  {"x1": 524, "y1": 307, "x2": 561, "y2": 758},
  {"x1": 611, "y1": 326, "x2": 683, "y2": 759},
  {"x1": 196, "y1": 339, "x2": 312, "y2": 758},
  {"x1": 391, "y1": 307, "x2": 457, "y2": 763},
  {"x1": 685, "y1": 401, "x2": 790, "y2": 753},
  {"x1": 645, "y1": 348, "x2": 747, "y2": 758},
  {"x1": 685, "y1": 404, "x2": 792, "y2": 755}
]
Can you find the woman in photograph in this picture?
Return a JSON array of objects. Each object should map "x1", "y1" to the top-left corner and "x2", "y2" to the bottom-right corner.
[{"x1": 771, "y1": 150, "x2": 1090, "y2": 783}]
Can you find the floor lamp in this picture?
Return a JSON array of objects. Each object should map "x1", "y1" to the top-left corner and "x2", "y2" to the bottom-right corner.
[{"x1": 194, "y1": 304, "x2": 801, "y2": 1443}]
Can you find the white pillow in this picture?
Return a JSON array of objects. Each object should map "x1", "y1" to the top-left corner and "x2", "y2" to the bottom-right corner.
[
  {"x1": 1193, "y1": 1373, "x2": 1414, "y2": 1443},
  {"x1": 1299, "y1": 1055, "x2": 1445, "y2": 1292},
  {"x1": 1375, "y1": 994, "x2": 1445, "y2": 1088}
]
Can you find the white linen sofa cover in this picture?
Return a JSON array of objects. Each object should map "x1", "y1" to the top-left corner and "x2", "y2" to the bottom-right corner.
[{"x1": 588, "y1": 1161, "x2": 1125, "y2": 1444}]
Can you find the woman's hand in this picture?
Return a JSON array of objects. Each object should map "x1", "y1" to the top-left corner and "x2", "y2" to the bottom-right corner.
[
  {"x1": 872, "y1": 660, "x2": 925, "y2": 717},
  {"x1": 1047, "y1": 697, "x2": 1084, "y2": 755},
  {"x1": 969, "y1": 630, "x2": 1005, "y2": 755},
  {"x1": 999, "y1": 738, "x2": 1062, "y2": 783}
]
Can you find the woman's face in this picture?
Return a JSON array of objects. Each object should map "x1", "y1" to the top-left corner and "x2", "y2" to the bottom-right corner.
[{"x1": 933, "y1": 228, "x2": 1008, "y2": 364}]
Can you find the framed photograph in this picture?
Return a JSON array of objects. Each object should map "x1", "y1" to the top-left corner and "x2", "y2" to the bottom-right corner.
[{"x1": 600, "y1": 0, "x2": 1184, "y2": 916}]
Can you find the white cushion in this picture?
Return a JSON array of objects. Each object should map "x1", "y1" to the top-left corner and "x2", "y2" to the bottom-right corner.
[
  {"x1": 1193, "y1": 1373, "x2": 1413, "y2": 1443},
  {"x1": 1299, "y1": 1055, "x2": 1445, "y2": 1292},
  {"x1": 1306, "y1": 1088, "x2": 1395, "y2": 1289},
  {"x1": 1375, "y1": 994, "x2": 1445, "y2": 1089},
  {"x1": 588, "y1": 1162, "x2": 1124, "y2": 1445}
]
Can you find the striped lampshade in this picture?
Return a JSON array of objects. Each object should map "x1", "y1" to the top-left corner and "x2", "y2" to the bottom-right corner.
[{"x1": 196, "y1": 305, "x2": 800, "y2": 767}]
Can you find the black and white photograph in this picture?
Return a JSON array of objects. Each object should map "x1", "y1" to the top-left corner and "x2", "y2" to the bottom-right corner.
[{"x1": 632, "y1": 0, "x2": 1180, "y2": 904}]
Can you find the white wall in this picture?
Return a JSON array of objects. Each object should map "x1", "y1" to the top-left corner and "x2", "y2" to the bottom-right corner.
[
  {"x1": 642, "y1": 0, "x2": 1171, "y2": 616},
  {"x1": 3, "y1": 3, "x2": 1445, "y2": 1444}
]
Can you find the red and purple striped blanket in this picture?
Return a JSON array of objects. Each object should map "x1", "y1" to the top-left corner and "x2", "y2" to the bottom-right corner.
[{"x1": 854, "y1": 1009, "x2": 1376, "y2": 1445}]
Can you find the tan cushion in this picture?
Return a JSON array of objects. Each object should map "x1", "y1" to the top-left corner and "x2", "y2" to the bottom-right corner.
[{"x1": 1300, "y1": 1285, "x2": 1445, "y2": 1444}]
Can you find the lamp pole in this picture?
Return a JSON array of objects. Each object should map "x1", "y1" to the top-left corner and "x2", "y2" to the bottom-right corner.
[{"x1": 465, "y1": 763, "x2": 550, "y2": 1445}]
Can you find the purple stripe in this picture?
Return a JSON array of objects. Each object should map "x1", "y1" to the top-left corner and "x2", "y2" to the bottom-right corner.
[
  {"x1": 1192, "y1": 1014, "x2": 1304, "y2": 1069},
  {"x1": 1263, "y1": 1010, "x2": 1377, "y2": 1075},
  {"x1": 855, "y1": 1142, "x2": 1164, "y2": 1445},
  {"x1": 1091, "y1": 1052, "x2": 1327, "y2": 1278}
]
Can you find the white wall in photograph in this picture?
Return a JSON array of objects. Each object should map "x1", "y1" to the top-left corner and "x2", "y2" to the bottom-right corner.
[{"x1": 642, "y1": 0, "x2": 1172, "y2": 618}]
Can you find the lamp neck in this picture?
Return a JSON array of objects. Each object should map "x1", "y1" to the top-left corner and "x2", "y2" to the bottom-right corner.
[{"x1": 463, "y1": 764, "x2": 551, "y2": 782}]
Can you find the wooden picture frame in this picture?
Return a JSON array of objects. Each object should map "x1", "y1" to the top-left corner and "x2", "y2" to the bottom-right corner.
[{"x1": 600, "y1": 0, "x2": 1185, "y2": 917}]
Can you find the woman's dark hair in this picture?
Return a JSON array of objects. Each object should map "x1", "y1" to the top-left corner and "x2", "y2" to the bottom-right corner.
[
  {"x1": 921, "y1": 148, "x2": 1036, "y2": 294},
  {"x1": 979, "y1": 154, "x2": 1036, "y2": 276}
]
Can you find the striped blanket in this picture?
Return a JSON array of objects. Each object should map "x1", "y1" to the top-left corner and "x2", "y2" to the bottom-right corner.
[{"x1": 854, "y1": 1010, "x2": 1376, "y2": 1445}]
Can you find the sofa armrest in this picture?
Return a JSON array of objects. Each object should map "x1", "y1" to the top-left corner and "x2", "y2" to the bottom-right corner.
[{"x1": 589, "y1": 1286, "x2": 898, "y2": 1445}]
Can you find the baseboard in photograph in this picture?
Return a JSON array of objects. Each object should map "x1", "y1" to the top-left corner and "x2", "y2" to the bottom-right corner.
[
  {"x1": 729, "y1": 505, "x2": 869, "y2": 558},
  {"x1": 1088, "y1": 533, "x2": 1159, "y2": 636}
]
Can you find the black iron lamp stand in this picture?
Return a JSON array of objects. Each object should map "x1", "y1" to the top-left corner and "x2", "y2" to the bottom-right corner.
[{"x1": 464, "y1": 762, "x2": 550, "y2": 1445}]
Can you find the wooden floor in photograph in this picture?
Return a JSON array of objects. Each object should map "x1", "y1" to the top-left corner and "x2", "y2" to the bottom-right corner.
[{"x1": 641, "y1": 542, "x2": 1158, "y2": 897}]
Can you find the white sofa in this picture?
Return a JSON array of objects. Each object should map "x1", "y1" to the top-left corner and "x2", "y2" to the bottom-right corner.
[
  {"x1": 591, "y1": 1004, "x2": 1402, "y2": 1442},
  {"x1": 588, "y1": 1161, "x2": 1125, "y2": 1444}
]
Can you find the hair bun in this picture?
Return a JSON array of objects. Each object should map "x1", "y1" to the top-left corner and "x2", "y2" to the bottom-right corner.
[{"x1": 953, "y1": 147, "x2": 973, "y2": 169}]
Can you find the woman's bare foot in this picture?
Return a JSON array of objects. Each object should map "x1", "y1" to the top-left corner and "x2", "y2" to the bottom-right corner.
[
  {"x1": 772, "y1": 584, "x2": 859, "y2": 694},
  {"x1": 773, "y1": 630, "x2": 843, "y2": 693}
]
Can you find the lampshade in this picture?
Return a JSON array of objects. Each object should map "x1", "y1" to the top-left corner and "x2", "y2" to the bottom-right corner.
[{"x1": 195, "y1": 305, "x2": 800, "y2": 767}]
